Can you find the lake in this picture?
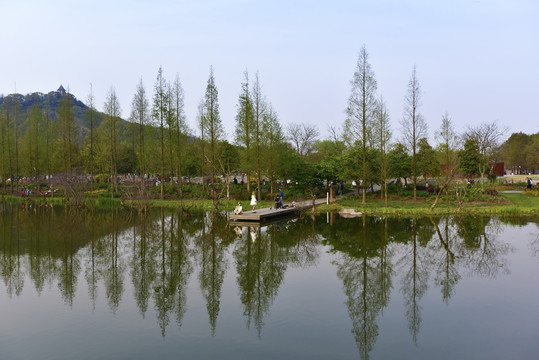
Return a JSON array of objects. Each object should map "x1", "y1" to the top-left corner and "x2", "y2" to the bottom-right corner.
[{"x1": 1, "y1": 204, "x2": 538, "y2": 359}]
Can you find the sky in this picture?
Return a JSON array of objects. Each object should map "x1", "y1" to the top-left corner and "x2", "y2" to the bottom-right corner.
[{"x1": 1, "y1": 0, "x2": 537, "y2": 144}]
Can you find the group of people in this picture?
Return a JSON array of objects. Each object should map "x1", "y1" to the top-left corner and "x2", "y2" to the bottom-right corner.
[
  {"x1": 526, "y1": 177, "x2": 534, "y2": 189},
  {"x1": 233, "y1": 188, "x2": 285, "y2": 215}
]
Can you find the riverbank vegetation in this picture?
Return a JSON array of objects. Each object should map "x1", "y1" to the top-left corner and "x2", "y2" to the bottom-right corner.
[{"x1": 1, "y1": 47, "x2": 538, "y2": 213}]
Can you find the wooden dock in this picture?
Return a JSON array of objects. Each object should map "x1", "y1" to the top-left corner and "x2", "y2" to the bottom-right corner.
[
  {"x1": 228, "y1": 197, "x2": 330, "y2": 223},
  {"x1": 228, "y1": 205, "x2": 301, "y2": 222}
]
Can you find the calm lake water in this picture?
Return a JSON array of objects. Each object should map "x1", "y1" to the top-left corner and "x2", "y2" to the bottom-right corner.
[{"x1": 1, "y1": 204, "x2": 538, "y2": 360}]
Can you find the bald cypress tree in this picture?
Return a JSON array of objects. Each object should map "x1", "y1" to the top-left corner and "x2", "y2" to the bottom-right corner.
[
  {"x1": 130, "y1": 77, "x2": 150, "y2": 189},
  {"x1": 56, "y1": 92, "x2": 78, "y2": 175},
  {"x1": 103, "y1": 87, "x2": 122, "y2": 198},
  {"x1": 201, "y1": 66, "x2": 224, "y2": 207},
  {"x1": 152, "y1": 67, "x2": 168, "y2": 200},
  {"x1": 234, "y1": 70, "x2": 255, "y2": 192},
  {"x1": 345, "y1": 45, "x2": 377, "y2": 204},
  {"x1": 401, "y1": 66, "x2": 427, "y2": 200}
]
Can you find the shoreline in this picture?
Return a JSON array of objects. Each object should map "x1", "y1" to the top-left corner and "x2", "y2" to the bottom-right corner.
[{"x1": 3, "y1": 192, "x2": 538, "y2": 217}]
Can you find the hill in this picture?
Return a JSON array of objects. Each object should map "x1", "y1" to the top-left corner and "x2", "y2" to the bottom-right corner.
[{"x1": 0, "y1": 85, "x2": 105, "y2": 129}]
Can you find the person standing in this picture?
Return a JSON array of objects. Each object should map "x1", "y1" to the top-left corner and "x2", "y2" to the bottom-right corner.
[
  {"x1": 250, "y1": 191, "x2": 257, "y2": 212},
  {"x1": 279, "y1": 188, "x2": 284, "y2": 208}
]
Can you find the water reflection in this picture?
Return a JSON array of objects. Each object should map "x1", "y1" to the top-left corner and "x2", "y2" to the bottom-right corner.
[
  {"x1": 322, "y1": 216, "x2": 393, "y2": 359},
  {"x1": 0, "y1": 204, "x2": 530, "y2": 359}
]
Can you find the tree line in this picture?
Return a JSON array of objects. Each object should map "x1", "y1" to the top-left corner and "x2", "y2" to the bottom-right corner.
[{"x1": 0, "y1": 50, "x2": 522, "y2": 204}]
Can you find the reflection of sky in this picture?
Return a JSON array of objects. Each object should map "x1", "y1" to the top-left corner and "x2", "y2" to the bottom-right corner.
[{"x1": 1, "y1": 218, "x2": 539, "y2": 358}]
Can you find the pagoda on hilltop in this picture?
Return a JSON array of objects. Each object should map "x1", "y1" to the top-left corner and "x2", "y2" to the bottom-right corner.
[{"x1": 57, "y1": 85, "x2": 66, "y2": 95}]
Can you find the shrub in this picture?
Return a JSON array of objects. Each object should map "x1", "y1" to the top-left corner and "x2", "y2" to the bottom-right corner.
[{"x1": 523, "y1": 189, "x2": 539, "y2": 197}]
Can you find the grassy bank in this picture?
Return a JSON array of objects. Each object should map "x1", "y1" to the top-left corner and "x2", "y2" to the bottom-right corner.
[
  {"x1": 4, "y1": 190, "x2": 538, "y2": 217},
  {"x1": 314, "y1": 192, "x2": 539, "y2": 216}
]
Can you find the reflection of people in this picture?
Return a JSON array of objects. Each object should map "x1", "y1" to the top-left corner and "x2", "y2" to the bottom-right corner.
[
  {"x1": 250, "y1": 227, "x2": 257, "y2": 242},
  {"x1": 250, "y1": 192, "x2": 257, "y2": 212},
  {"x1": 234, "y1": 202, "x2": 243, "y2": 214},
  {"x1": 234, "y1": 226, "x2": 243, "y2": 237}
]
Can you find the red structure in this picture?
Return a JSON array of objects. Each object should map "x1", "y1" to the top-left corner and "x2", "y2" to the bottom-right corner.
[{"x1": 489, "y1": 162, "x2": 504, "y2": 177}]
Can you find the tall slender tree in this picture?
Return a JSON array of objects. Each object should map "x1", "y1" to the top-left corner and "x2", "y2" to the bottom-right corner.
[
  {"x1": 0, "y1": 104, "x2": 13, "y2": 191},
  {"x1": 103, "y1": 87, "x2": 122, "y2": 198},
  {"x1": 85, "y1": 83, "x2": 97, "y2": 190},
  {"x1": 261, "y1": 103, "x2": 284, "y2": 196},
  {"x1": 401, "y1": 66, "x2": 426, "y2": 200},
  {"x1": 166, "y1": 81, "x2": 175, "y2": 185},
  {"x1": 252, "y1": 72, "x2": 265, "y2": 201},
  {"x1": 345, "y1": 45, "x2": 378, "y2": 204},
  {"x1": 13, "y1": 99, "x2": 21, "y2": 191},
  {"x1": 56, "y1": 92, "x2": 78, "y2": 175},
  {"x1": 373, "y1": 95, "x2": 391, "y2": 206},
  {"x1": 435, "y1": 112, "x2": 458, "y2": 179},
  {"x1": 197, "y1": 100, "x2": 206, "y2": 191},
  {"x1": 130, "y1": 77, "x2": 150, "y2": 188},
  {"x1": 25, "y1": 104, "x2": 43, "y2": 178},
  {"x1": 201, "y1": 66, "x2": 224, "y2": 206},
  {"x1": 152, "y1": 67, "x2": 168, "y2": 200},
  {"x1": 234, "y1": 70, "x2": 255, "y2": 192},
  {"x1": 43, "y1": 98, "x2": 53, "y2": 185},
  {"x1": 171, "y1": 74, "x2": 189, "y2": 196}
]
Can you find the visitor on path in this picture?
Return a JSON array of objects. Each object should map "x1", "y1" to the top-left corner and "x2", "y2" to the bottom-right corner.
[
  {"x1": 251, "y1": 192, "x2": 257, "y2": 212},
  {"x1": 279, "y1": 188, "x2": 284, "y2": 208},
  {"x1": 234, "y1": 202, "x2": 243, "y2": 215},
  {"x1": 527, "y1": 177, "x2": 532, "y2": 189}
]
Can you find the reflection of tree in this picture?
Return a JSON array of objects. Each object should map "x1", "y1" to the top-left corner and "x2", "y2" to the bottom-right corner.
[
  {"x1": 328, "y1": 216, "x2": 393, "y2": 360},
  {"x1": 83, "y1": 209, "x2": 104, "y2": 309},
  {"x1": 397, "y1": 218, "x2": 429, "y2": 345},
  {"x1": 153, "y1": 208, "x2": 176, "y2": 336},
  {"x1": 196, "y1": 212, "x2": 228, "y2": 336},
  {"x1": 172, "y1": 211, "x2": 193, "y2": 331},
  {"x1": 455, "y1": 216, "x2": 511, "y2": 278},
  {"x1": 102, "y1": 209, "x2": 124, "y2": 313},
  {"x1": 150, "y1": 209, "x2": 194, "y2": 336},
  {"x1": 430, "y1": 217, "x2": 460, "y2": 304},
  {"x1": 56, "y1": 208, "x2": 83, "y2": 307},
  {"x1": 2, "y1": 207, "x2": 25, "y2": 297},
  {"x1": 131, "y1": 211, "x2": 157, "y2": 318},
  {"x1": 234, "y1": 226, "x2": 287, "y2": 337},
  {"x1": 270, "y1": 216, "x2": 321, "y2": 269}
]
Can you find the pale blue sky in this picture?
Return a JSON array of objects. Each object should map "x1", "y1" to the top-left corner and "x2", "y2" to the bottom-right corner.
[{"x1": 1, "y1": 0, "x2": 537, "y2": 143}]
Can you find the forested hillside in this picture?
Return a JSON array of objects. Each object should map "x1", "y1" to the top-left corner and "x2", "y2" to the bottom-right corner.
[{"x1": 0, "y1": 86, "x2": 104, "y2": 129}]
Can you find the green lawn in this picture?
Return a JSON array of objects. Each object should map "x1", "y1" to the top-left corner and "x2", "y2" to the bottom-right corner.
[{"x1": 315, "y1": 192, "x2": 539, "y2": 216}]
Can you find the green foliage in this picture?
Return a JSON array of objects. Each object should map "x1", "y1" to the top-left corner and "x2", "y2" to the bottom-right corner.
[
  {"x1": 458, "y1": 138, "x2": 480, "y2": 176},
  {"x1": 417, "y1": 137, "x2": 440, "y2": 179},
  {"x1": 523, "y1": 189, "x2": 539, "y2": 196},
  {"x1": 388, "y1": 143, "x2": 412, "y2": 180}
]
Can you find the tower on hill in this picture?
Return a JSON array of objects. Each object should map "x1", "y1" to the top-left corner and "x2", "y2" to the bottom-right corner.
[{"x1": 57, "y1": 85, "x2": 66, "y2": 95}]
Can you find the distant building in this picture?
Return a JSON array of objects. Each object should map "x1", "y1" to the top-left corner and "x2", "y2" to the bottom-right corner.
[
  {"x1": 490, "y1": 162, "x2": 504, "y2": 177},
  {"x1": 57, "y1": 85, "x2": 66, "y2": 95},
  {"x1": 440, "y1": 162, "x2": 505, "y2": 177}
]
